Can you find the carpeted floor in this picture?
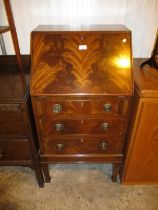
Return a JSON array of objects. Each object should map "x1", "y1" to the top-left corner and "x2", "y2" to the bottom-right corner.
[{"x1": 0, "y1": 164, "x2": 158, "y2": 210}]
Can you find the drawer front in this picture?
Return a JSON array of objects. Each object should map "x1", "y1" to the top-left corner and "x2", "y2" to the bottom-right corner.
[
  {"x1": 0, "y1": 140, "x2": 32, "y2": 161},
  {"x1": 40, "y1": 118, "x2": 125, "y2": 137},
  {"x1": 40, "y1": 137, "x2": 124, "y2": 155},
  {"x1": 0, "y1": 104, "x2": 26, "y2": 138},
  {"x1": 35, "y1": 97, "x2": 129, "y2": 117}
]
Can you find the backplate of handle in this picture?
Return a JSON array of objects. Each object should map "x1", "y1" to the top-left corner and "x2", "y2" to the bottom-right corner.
[
  {"x1": 103, "y1": 104, "x2": 112, "y2": 112},
  {"x1": 56, "y1": 143, "x2": 65, "y2": 151},
  {"x1": 52, "y1": 104, "x2": 62, "y2": 114},
  {"x1": 55, "y1": 123, "x2": 64, "y2": 131}
]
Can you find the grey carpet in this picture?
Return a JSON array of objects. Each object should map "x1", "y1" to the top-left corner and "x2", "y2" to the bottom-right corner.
[{"x1": 0, "y1": 164, "x2": 158, "y2": 210}]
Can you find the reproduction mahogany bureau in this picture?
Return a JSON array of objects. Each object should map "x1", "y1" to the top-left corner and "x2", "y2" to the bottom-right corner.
[
  {"x1": 30, "y1": 25, "x2": 133, "y2": 182},
  {"x1": 122, "y1": 59, "x2": 158, "y2": 184},
  {"x1": 0, "y1": 55, "x2": 44, "y2": 187}
]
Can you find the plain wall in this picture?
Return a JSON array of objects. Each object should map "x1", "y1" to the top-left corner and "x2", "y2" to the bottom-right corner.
[{"x1": 0, "y1": 0, "x2": 158, "y2": 57}]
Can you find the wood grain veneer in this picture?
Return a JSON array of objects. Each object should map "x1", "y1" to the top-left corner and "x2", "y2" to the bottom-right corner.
[
  {"x1": 122, "y1": 59, "x2": 158, "y2": 184},
  {"x1": 31, "y1": 25, "x2": 133, "y2": 96},
  {"x1": 31, "y1": 25, "x2": 133, "y2": 183}
]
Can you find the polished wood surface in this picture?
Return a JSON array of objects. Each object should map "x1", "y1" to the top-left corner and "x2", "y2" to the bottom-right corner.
[
  {"x1": 134, "y1": 59, "x2": 158, "y2": 97},
  {"x1": 31, "y1": 25, "x2": 133, "y2": 96},
  {"x1": 40, "y1": 137, "x2": 124, "y2": 155},
  {"x1": 40, "y1": 154, "x2": 123, "y2": 163},
  {"x1": 34, "y1": 96, "x2": 130, "y2": 117},
  {"x1": 0, "y1": 55, "x2": 44, "y2": 187},
  {"x1": 33, "y1": 25, "x2": 130, "y2": 32},
  {"x1": 0, "y1": 55, "x2": 30, "y2": 102},
  {"x1": 39, "y1": 118, "x2": 125, "y2": 137},
  {"x1": 31, "y1": 26, "x2": 133, "y2": 182},
  {"x1": 122, "y1": 58, "x2": 158, "y2": 184},
  {"x1": 0, "y1": 140, "x2": 32, "y2": 161},
  {"x1": 0, "y1": 103, "x2": 26, "y2": 139}
]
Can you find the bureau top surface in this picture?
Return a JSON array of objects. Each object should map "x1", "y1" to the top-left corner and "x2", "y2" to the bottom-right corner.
[
  {"x1": 0, "y1": 55, "x2": 30, "y2": 102},
  {"x1": 133, "y1": 58, "x2": 158, "y2": 97},
  {"x1": 31, "y1": 25, "x2": 133, "y2": 96},
  {"x1": 33, "y1": 24, "x2": 130, "y2": 32}
]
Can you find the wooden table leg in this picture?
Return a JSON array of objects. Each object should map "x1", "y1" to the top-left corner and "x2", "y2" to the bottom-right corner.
[
  {"x1": 32, "y1": 162, "x2": 45, "y2": 188},
  {"x1": 42, "y1": 163, "x2": 51, "y2": 183},
  {"x1": 111, "y1": 163, "x2": 122, "y2": 182}
]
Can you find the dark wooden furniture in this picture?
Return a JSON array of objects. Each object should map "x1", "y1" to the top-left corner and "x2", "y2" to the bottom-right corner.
[
  {"x1": 0, "y1": 55, "x2": 44, "y2": 187},
  {"x1": 30, "y1": 25, "x2": 133, "y2": 182},
  {"x1": 122, "y1": 59, "x2": 158, "y2": 184}
]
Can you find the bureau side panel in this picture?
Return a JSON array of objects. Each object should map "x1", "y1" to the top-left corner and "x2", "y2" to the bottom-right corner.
[{"x1": 122, "y1": 97, "x2": 158, "y2": 184}]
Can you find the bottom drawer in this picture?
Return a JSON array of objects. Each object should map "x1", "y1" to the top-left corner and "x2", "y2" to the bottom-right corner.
[
  {"x1": 0, "y1": 140, "x2": 32, "y2": 161},
  {"x1": 40, "y1": 137, "x2": 124, "y2": 155}
]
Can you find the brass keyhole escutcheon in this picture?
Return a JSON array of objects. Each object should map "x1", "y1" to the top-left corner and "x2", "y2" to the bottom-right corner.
[
  {"x1": 99, "y1": 141, "x2": 108, "y2": 151},
  {"x1": 80, "y1": 139, "x2": 84, "y2": 143}
]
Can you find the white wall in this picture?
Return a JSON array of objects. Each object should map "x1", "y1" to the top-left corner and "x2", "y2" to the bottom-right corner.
[{"x1": 0, "y1": 0, "x2": 157, "y2": 57}]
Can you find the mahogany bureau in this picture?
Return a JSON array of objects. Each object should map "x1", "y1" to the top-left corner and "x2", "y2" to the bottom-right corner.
[
  {"x1": 0, "y1": 55, "x2": 44, "y2": 187},
  {"x1": 30, "y1": 25, "x2": 133, "y2": 182}
]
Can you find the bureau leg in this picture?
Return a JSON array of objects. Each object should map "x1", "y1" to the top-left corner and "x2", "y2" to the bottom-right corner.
[
  {"x1": 33, "y1": 162, "x2": 45, "y2": 188},
  {"x1": 111, "y1": 163, "x2": 122, "y2": 182},
  {"x1": 42, "y1": 163, "x2": 51, "y2": 183}
]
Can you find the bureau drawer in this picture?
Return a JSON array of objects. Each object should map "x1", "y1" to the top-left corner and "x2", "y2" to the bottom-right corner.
[
  {"x1": 34, "y1": 97, "x2": 129, "y2": 117},
  {"x1": 40, "y1": 118, "x2": 125, "y2": 137},
  {"x1": 0, "y1": 140, "x2": 32, "y2": 161},
  {"x1": 0, "y1": 104, "x2": 26, "y2": 138},
  {"x1": 40, "y1": 137, "x2": 124, "y2": 155}
]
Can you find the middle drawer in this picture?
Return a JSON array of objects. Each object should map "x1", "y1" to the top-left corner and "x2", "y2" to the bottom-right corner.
[{"x1": 40, "y1": 118, "x2": 125, "y2": 137}]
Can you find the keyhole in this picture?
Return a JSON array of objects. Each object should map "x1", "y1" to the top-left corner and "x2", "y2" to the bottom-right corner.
[
  {"x1": 81, "y1": 36, "x2": 84, "y2": 41},
  {"x1": 80, "y1": 139, "x2": 84, "y2": 143}
]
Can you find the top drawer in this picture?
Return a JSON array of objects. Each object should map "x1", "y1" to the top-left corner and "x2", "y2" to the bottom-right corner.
[{"x1": 34, "y1": 96, "x2": 129, "y2": 117}]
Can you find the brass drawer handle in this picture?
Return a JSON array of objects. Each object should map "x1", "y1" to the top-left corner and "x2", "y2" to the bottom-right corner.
[
  {"x1": 52, "y1": 104, "x2": 62, "y2": 114},
  {"x1": 55, "y1": 123, "x2": 64, "y2": 131},
  {"x1": 56, "y1": 143, "x2": 65, "y2": 151},
  {"x1": 103, "y1": 104, "x2": 112, "y2": 112},
  {"x1": 99, "y1": 141, "x2": 108, "y2": 151},
  {"x1": 101, "y1": 122, "x2": 109, "y2": 131}
]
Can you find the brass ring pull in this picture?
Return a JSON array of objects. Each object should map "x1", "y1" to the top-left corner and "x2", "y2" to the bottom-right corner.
[
  {"x1": 99, "y1": 141, "x2": 108, "y2": 151},
  {"x1": 55, "y1": 123, "x2": 64, "y2": 131},
  {"x1": 101, "y1": 122, "x2": 109, "y2": 131},
  {"x1": 52, "y1": 104, "x2": 62, "y2": 114},
  {"x1": 103, "y1": 104, "x2": 112, "y2": 112},
  {"x1": 56, "y1": 143, "x2": 65, "y2": 151}
]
